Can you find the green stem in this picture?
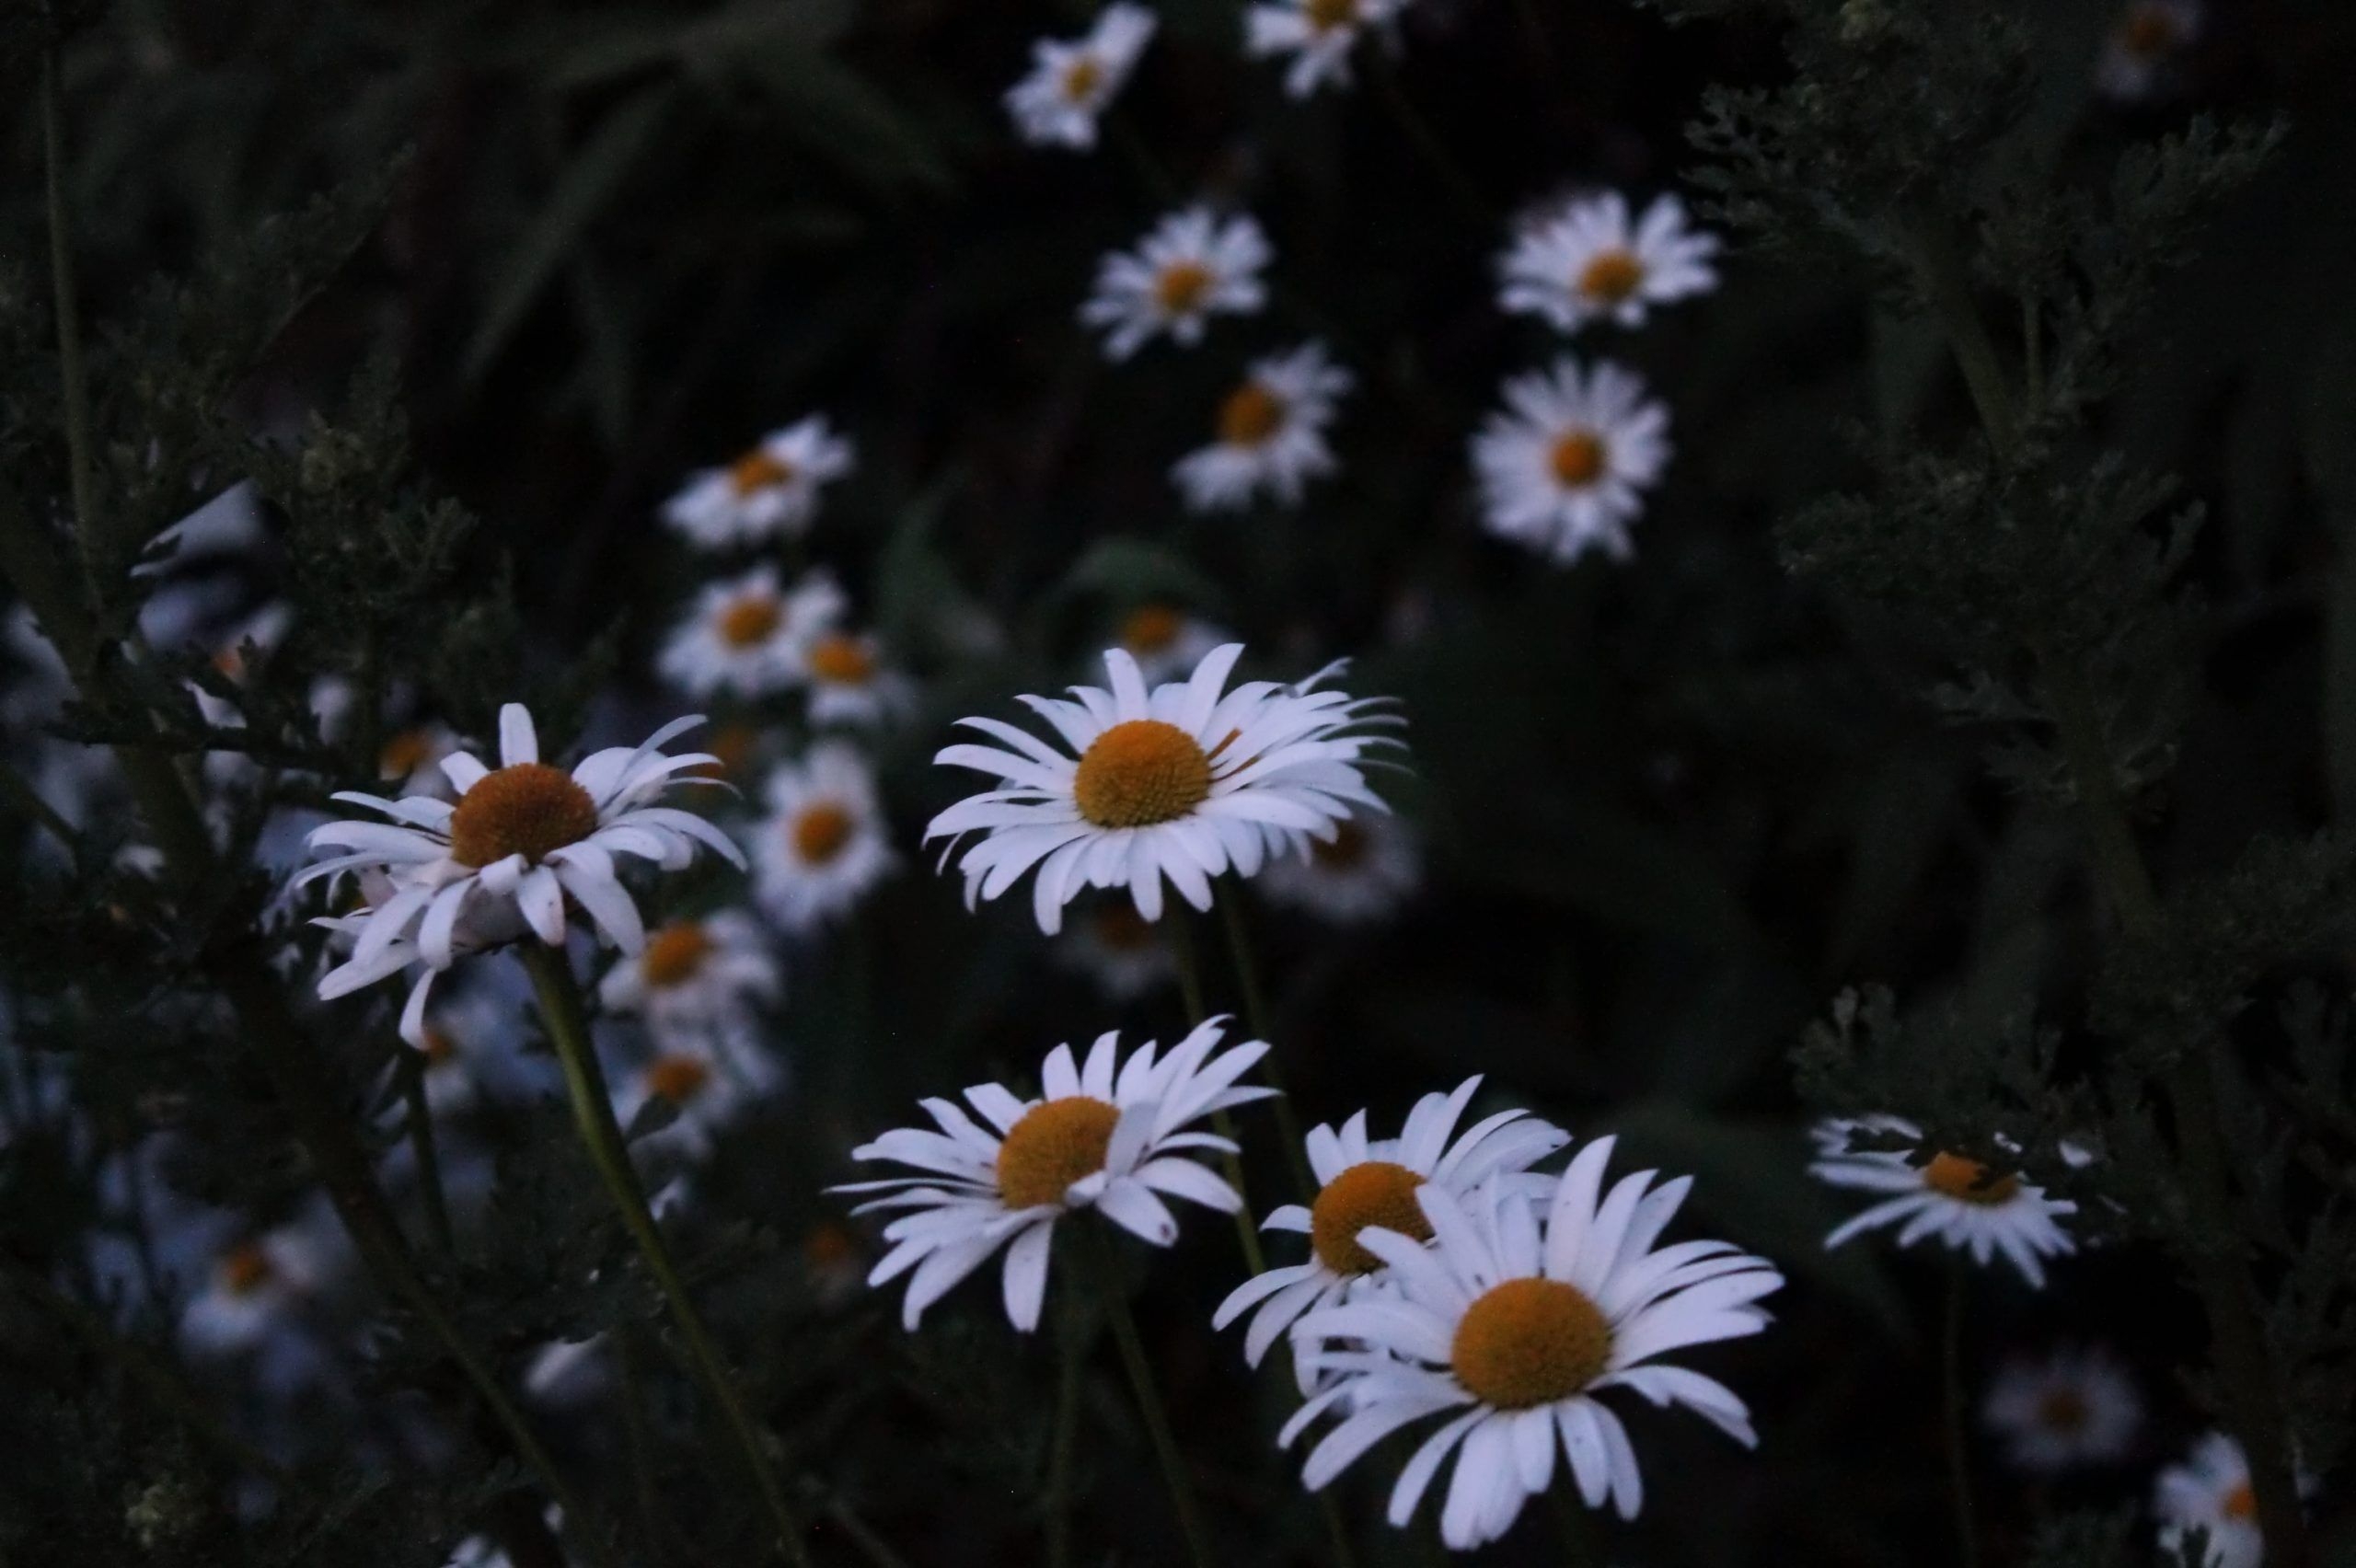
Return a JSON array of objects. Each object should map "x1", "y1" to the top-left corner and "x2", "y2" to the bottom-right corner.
[
  {"x1": 400, "y1": 1054, "x2": 456, "y2": 1255},
  {"x1": 1941, "y1": 1264, "x2": 1981, "y2": 1568},
  {"x1": 1370, "y1": 62, "x2": 1491, "y2": 227},
  {"x1": 1215, "y1": 891, "x2": 1316, "y2": 1202},
  {"x1": 1085, "y1": 1222, "x2": 1216, "y2": 1568},
  {"x1": 1045, "y1": 1298, "x2": 1086, "y2": 1568},
  {"x1": 1908, "y1": 217, "x2": 2019, "y2": 459},
  {"x1": 816, "y1": 1485, "x2": 918, "y2": 1568},
  {"x1": 41, "y1": 51, "x2": 99, "y2": 578},
  {"x1": 1166, "y1": 911, "x2": 1268, "y2": 1277},
  {"x1": 520, "y1": 941, "x2": 812, "y2": 1568},
  {"x1": 617, "y1": 1328, "x2": 670, "y2": 1560}
]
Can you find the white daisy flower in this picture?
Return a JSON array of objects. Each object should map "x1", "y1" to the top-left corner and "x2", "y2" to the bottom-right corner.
[
  {"x1": 1004, "y1": 3, "x2": 1158, "y2": 150},
  {"x1": 661, "y1": 416, "x2": 855, "y2": 548},
  {"x1": 1981, "y1": 1346, "x2": 2141, "y2": 1473},
  {"x1": 297, "y1": 703, "x2": 743, "y2": 1039},
  {"x1": 611, "y1": 1034, "x2": 784, "y2": 1166},
  {"x1": 658, "y1": 567, "x2": 845, "y2": 699},
  {"x1": 1285, "y1": 1138, "x2": 1782, "y2": 1549},
  {"x1": 1256, "y1": 810, "x2": 1421, "y2": 924},
  {"x1": 804, "y1": 628, "x2": 918, "y2": 730},
  {"x1": 1472, "y1": 357, "x2": 1670, "y2": 565},
  {"x1": 1810, "y1": 1116, "x2": 2078, "y2": 1287},
  {"x1": 834, "y1": 1020, "x2": 1274, "y2": 1331},
  {"x1": 179, "y1": 1224, "x2": 329, "y2": 1360},
  {"x1": 1496, "y1": 192, "x2": 1720, "y2": 335},
  {"x1": 2155, "y1": 1433, "x2": 2302, "y2": 1568},
  {"x1": 403, "y1": 985, "x2": 525, "y2": 1116},
  {"x1": 1214, "y1": 1077, "x2": 1568, "y2": 1370},
  {"x1": 1113, "y1": 603, "x2": 1229, "y2": 686},
  {"x1": 375, "y1": 721, "x2": 463, "y2": 800},
  {"x1": 1080, "y1": 207, "x2": 1272, "y2": 362},
  {"x1": 1054, "y1": 899, "x2": 1178, "y2": 1000},
  {"x1": 1172, "y1": 341, "x2": 1353, "y2": 513},
  {"x1": 1245, "y1": 0, "x2": 1410, "y2": 98},
  {"x1": 749, "y1": 742, "x2": 895, "y2": 933},
  {"x1": 924, "y1": 642, "x2": 1400, "y2": 935},
  {"x1": 2096, "y1": 0, "x2": 2200, "y2": 101},
  {"x1": 598, "y1": 908, "x2": 781, "y2": 1051}
]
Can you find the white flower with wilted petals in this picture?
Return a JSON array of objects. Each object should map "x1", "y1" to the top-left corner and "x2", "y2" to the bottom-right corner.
[
  {"x1": 2096, "y1": 0, "x2": 2200, "y2": 101},
  {"x1": 1257, "y1": 811, "x2": 1420, "y2": 924},
  {"x1": 1246, "y1": 0, "x2": 1410, "y2": 98},
  {"x1": 1497, "y1": 193, "x2": 1719, "y2": 335},
  {"x1": 662, "y1": 416, "x2": 855, "y2": 548},
  {"x1": 1005, "y1": 4, "x2": 1158, "y2": 150},
  {"x1": 1981, "y1": 1346, "x2": 2141, "y2": 1473},
  {"x1": 835, "y1": 1020, "x2": 1274, "y2": 1331},
  {"x1": 1472, "y1": 358, "x2": 1669, "y2": 565},
  {"x1": 1810, "y1": 1116, "x2": 2078, "y2": 1287},
  {"x1": 925, "y1": 643, "x2": 1401, "y2": 934},
  {"x1": 2154, "y1": 1433, "x2": 2312, "y2": 1568},
  {"x1": 749, "y1": 743, "x2": 895, "y2": 933},
  {"x1": 1173, "y1": 341, "x2": 1352, "y2": 513},
  {"x1": 1285, "y1": 1140, "x2": 1781, "y2": 1549},
  {"x1": 1081, "y1": 207, "x2": 1271, "y2": 362},
  {"x1": 599, "y1": 909, "x2": 781, "y2": 1052},
  {"x1": 659, "y1": 567, "x2": 844, "y2": 699}
]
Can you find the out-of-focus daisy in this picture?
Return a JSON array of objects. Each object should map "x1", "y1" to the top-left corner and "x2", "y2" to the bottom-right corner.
[
  {"x1": 179, "y1": 1223, "x2": 334, "y2": 1385},
  {"x1": 1005, "y1": 3, "x2": 1158, "y2": 150},
  {"x1": 1472, "y1": 357, "x2": 1669, "y2": 566},
  {"x1": 612, "y1": 1035, "x2": 783, "y2": 1166},
  {"x1": 298, "y1": 704, "x2": 741, "y2": 1037},
  {"x1": 802, "y1": 1221, "x2": 869, "y2": 1308},
  {"x1": 1215, "y1": 1077, "x2": 1567, "y2": 1369},
  {"x1": 1981, "y1": 1346, "x2": 2141, "y2": 1473},
  {"x1": 2096, "y1": 0, "x2": 2200, "y2": 101},
  {"x1": 659, "y1": 567, "x2": 844, "y2": 699},
  {"x1": 1054, "y1": 900, "x2": 1178, "y2": 1000},
  {"x1": 2155, "y1": 1433, "x2": 2310, "y2": 1568},
  {"x1": 662, "y1": 416, "x2": 855, "y2": 548},
  {"x1": 1245, "y1": 0, "x2": 1410, "y2": 98},
  {"x1": 1496, "y1": 192, "x2": 1720, "y2": 335},
  {"x1": 1810, "y1": 1116, "x2": 2078, "y2": 1287},
  {"x1": 750, "y1": 742, "x2": 895, "y2": 933},
  {"x1": 1081, "y1": 207, "x2": 1271, "y2": 362},
  {"x1": 1172, "y1": 341, "x2": 1352, "y2": 513},
  {"x1": 1114, "y1": 604, "x2": 1227, "y2": 686},
  {"x1": 599, "y1": 909, "x2": 781, "y2": 1051},
  {"x1": 376, "y1": 722, "x2": 462, "y2": 799},
  {"x1": 1257, "y1": 811, "x2": 1421, "y2": 924},
  {"x1": 925, "y1": 643, "x2": 1399, "y2": 933},
  {"x1": 835, "y1": 1021, "x2": 1273, "y2": 1331},
  {"x1": 1286, "y1": 1139, "x2": 1782, "y2": 1548},
  {"x1": 805, "y1": 628, "x2": 917, "y2": 730}
]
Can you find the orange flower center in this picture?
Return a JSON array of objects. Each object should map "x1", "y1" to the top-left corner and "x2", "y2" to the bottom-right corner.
[
  {"x1": 804, "y1": 1222, "x2": 860, "y2": 1269},
  {"x1": 996, "y1": 1096, "x2": 1121, "y2": 1210},
  {"x1": 792, "y1": 801, "x2": 858, "y2": 864},
  {"x1": 1092, "y1": 902, "x2": 1158, "y2": 951},
  {"x1": 379, "y1": 727, "x2": 437, "y2": 780},
  {"x1": 1073, "y1": 720, "x2": 1213, "y2": 828},
  {"x1": 1576, "y1": 248, "x2": 1646, "y2": 305},
  {"x1": 1311, "y1": 1160, "x2": 1430, "y2": 1274},
  {"x1": 2223, "y1": 1481, "x2": 2258, "y2": 1521},
  {"x1": 693, "y1": 722, "x2": 757, "y2": 782},
  {"x1": 2037, "y1": 1388, "x2": 2090, "y2": 1435},
  {"x1": 729, "y1": 448, "x2": 796, "y2": 498},
  {"x1": 220, "y1": 1242, "x2": 274, "y2": 1297},
  {"x1": 1306, "y1": 0, "x2": 1359, "y2": 31},
  {"x1": 419, "y1": 1025, "x2": 457, "y2": 1067},
  {"x1": 643, "y1": 1053, "x2": 712, "y2": 1105},
  {"x1": 1218, "y1": 381, "x2": 1288, "y2": 447},
  {"x1": 1451, "y1": 1277, "x2": 1613, "y2": 1410},
  {"x1": 2121, "y1": 6, "x2": 2181, "y2": 59},
  {"x1": 447, "y1": 763, "x2": 599, "y2": 868},
  {"x1": 1921, "y1": 1152, "x2": 2021, "y2": 1205},
  {"x1": 1061, "y1": 55, "x2": 1105, "y2": 102},
  {"x1": 806, "y1": 632, "x2": 876, "y2": 686},
  {"x1": 641, "y1": 923, "x2": 714, "y2": 988},
  {"x1": 1121, "y1": 604, "x2": 1184, "y2": 655},
  {"x1": 1311, "y1": 820, "x2": 1369, "y2": 870},
  {"x1": 1548, "y1": 430, "x2": 1607, "y2": 488},
  {"x1": 1153, "y1": 260, "x2": 1215, "y2": 317},
  {"x1": 717, "y1": 594, "x2": 783, "y2": 649}
]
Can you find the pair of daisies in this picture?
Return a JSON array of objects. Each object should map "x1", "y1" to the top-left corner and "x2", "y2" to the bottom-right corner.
[{"x1": 657, "y1": 567, "x2": 906, "y2": 726}]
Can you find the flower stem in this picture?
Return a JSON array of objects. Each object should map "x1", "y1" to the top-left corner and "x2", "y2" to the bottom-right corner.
[
  {"x1": 400, "y1": 1054, "x2": 456, "y2": 1255},
  {"x1": 41, "y1": 49, "x2": 98, "y2": 575},
  {"x1": 1371, "y1": 60, "x2": 1492, "y2": 228},
  {"x1": 1941, "y1": 1263, "x2": 1981, "y2": 1568},
  {"x1": 1215, "y1": 890, "x2": 1317, "y2": 1202},
  {"x1": 1165, "y1": 910, "x2": 1268, "y2": 1276},
  {"x1": 1084, "y1": 1220, "x2": 1217, "y2": 1568},
  {"x1": 1045, "y1": 1296, "x2": 1088, "y2": 1568},
  {"x1": 520, "y1": 940, "x2": 813, "y2": 1568}
]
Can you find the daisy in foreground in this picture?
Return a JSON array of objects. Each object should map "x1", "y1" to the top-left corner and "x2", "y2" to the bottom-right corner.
[
  {"x1": 1472, "y1": 357, "x2": 1669, "y2": 565},
  {"x1": 834, "y1": 1020, "x2": 1274, "y2": 1330},
  {"x1": 1496, "y1": 192, "x2": 1720, "y2": 335},
  {"x1": 924, "y1": 642, "x2": 1400, "y2": 933},
  {"x1": 2155, "y1": 1433, "x2": 2304, "y2": 1568},
  {"x1": 1172, "y1": 341, "x2": 1352, "y2": 513},
  {"x1": 661, "y1": 415, "x2": 854, "y2": 548},
  {"x1": 1285, "y1": 1138, "x2": 1782, "y2": 1549},
  {"x1": 1246, "y1": 0, "x2": 1409, "y2": 98},
  {"x1": 1215, "y1": 1077, "x2": 1567, "y2": 1368},
  {"x1": 1004, "y1": 3, "x2": 1157, "y2": 150},
  {"x1": 1981, "y1": 1345, "x2": 2141, "y2": 1473},
  {"x1": 1809, "y1": 1116, "x2": 2078, "y2": 1287},
  {"x1": 1081, "y1": 206, "x2": 1271, "y2": 362}
]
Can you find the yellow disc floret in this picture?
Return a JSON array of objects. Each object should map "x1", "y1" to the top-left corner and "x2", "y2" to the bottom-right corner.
[
  {"x1": 1154, "y1": 260, "x2": 1214, "y2": 317},
  {"x1": 807, "y1": 632, "x2": 876, "y2": 686},
  {"x1": 1218, "y1": 381, "x2": 1288, "y2": 448},
  {"x1": 718, "y1": 594, "x2": 783, "y2": 649},
  {"x1": 729, "y1": 448, "x2": 796, "y2": 498},
  {"x1": 1306, "y1": 0, "x2": 1360, "y2": 32},
  {"x1": 1549, "y1": 430, "x2": 1607, "y2": 488},
  {"x1": 1451, "y1": 1277, "x2": 1614, "y2": 1410},
  {"x1": 997, "y1": 1096, "x2": 1121, "y2": 1210},
  {"x1": 1576, "y1": 248, "x2": 1646, "y2": 306},
  {"x1": 792, "y1": 801, "x2": 858, "y2": 864},
  {"x1": 1310, "y1": 1160, "x2": 1430, "y2": 1274},
  {"x1": 448, "y1": 763, "x2": 599, "y2": 869},
  {"x1": 1061, "y1": 55, "x2": 1105, "y2": 102},
  {"x1": 644, "y1": 1053, "x2": 713, "y2": 1105},
  {"x1": 1073, "y1": 720, "x2": 1213, "y2": 828},
  {"x1": 220, "y1": 1241, "x2": 274, "y2": 1297},
  {"x1": 1921, "y1": 1151, "x2": 2021, "y2": 1205},
  {"x1": 641, "y1": 923, "x2": 713, "y2": 988}
]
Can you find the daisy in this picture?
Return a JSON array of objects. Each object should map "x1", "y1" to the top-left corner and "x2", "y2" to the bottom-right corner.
[
  {"x1": 1245, "y1": 0, "x2": 1411, "y2": 98},
  {"x1": 598, "y1": 908, "x2": 782, "y2": 1050},
  {"x1": 179, "y1": 1223, "x2": 329, "y2": 1361},
  {"x1": 804, "y1": 628, "x2": 917, "y2": 730},
  {"x1": 750, "y1": 742, "x2": 895, "y2": 933},
  {"x1": 1810, "y1": 1116, "x2": 2078, "y2": 1287},
  {"x1": 924, "y1": 642, "x2": 1399, "y2": 934},
  {"x1": 661, "y1": 415, "x2": 855, "y2": 548},
  {"x1": 1054, "y1": 899, "x2": 1178, "y2": 1000},
  {"x1": 1172, "y1": 341, "x2": 1353, "y2": 513},
  {"x1": 2155, "y1": 1434, "x2": 2287, "y2": 1568},
  {"x1": 1080, "y1": 207, "x2": 1272, "y2": 362},
  {"x1": 611, "y1": 1033, "x2": 783, "y2": 1167},
  {"x1": 1215, "y1": 1077, "x2": 1567, "y2": 1369},
  {"x1": 1256, "y1": 810, "x2": 1421, "y2": 924},
  {"x1": 1285, "y1": 1138, "x2": 1782, "y2": 1549},
  {"x1": 1496, "y1": 192, "x2": 1720, "y2": 334},
  {"x1": 375, "y1": 721, "x2": 462, "y2": 799},
  {"x1": 2096, "y1": 0, "x2": 2200, "y2": 101},
  {"x1": 1004, "y1": 3, "x2": 1158, "y2": 150},
  {"x1": 835, "y1": 1020, "x2": 1274, "y2": 1331},
  {"x1": 1981, "y1": 1346, "x2": 2141, "y2": 1473},
  {"x1": 1114, "y1": 603, "x2": 1228, "y2": 686},
  {"x1": 1472, "y1": 357, "x2": 1669, "y2": 565},
  {"x1": 658, "y1": 567, "x2": 845, "y2": 699},
  {"x1": 298, "y1": 703, "x2": 743, "y2": 1035}
]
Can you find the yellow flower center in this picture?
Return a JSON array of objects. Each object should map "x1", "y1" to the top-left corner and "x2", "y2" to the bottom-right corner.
[
  {"x1": 2121, "y1": 6, "x2": 2181, "y2": 59},
  {"x1": 1576, "y1": 248, "x2": 1646, "y2": 305},
  {"x1": 1153, "y1": 260, "x2": 1215, "y2": 317},
  {"x1": 1218, "y1": 381, "x2": 1288, "y2": 447},
  {"x1": 2223, "y1": 1482, "x2": 2258, "y2": 1521},
  {"x1": 447, "y1": 763, "x2": 600, "y2": 869},
  {"x1": 1092, "y1": 902, "x2": 1158, "y2": 951},
  {"x1": 792, "y1": 801, "x2": 858, "y2": 864},
  {"x1": 1451, "y1": 1277, "x2": 1613, "y2": 1410},
  {"x1": 379, "y1": 726, "x2": 437, "y2": 780},
  {"x1": 717, "y1": 594, "x2": 783, "y2": 649},
  {"x1": 1121, "y1": 604, "x2": 1184, "y2": 654},
  {"x1": 641, "y1": 923, "x2": 713, "y2": 988},
  {"x1": 1921, "y1": 1151, "x2": 2021, "y2": 1205},
  {"x1": 1311, "y1": 1160, "x2": 1430, "y2": 1274},
  {"x1": 728, "y1": 448, "x2": 796, "y2": 498},
  {"x1": 694, "y1": 722, "x2": 757, "y2": 782},
  {"x1": 804, "y1": 1221, "x2": 860, "y2": 1269},
  {"x1": 643, "y1": 1053, "x2": 712, "y2": 1105},
  {"x1": 1061, "y1": 55, "x2": 1105, "y2": 102},
  {"x1": 996, "y1": 1096, "x2": 1121, "y2": 1210},
  {"x1": 419, "y1": 1025, "x2": 456, "y2": 1067},
  {"x1": 2037, "y1": 1387, "x2": 2090, "y2": 1435},
  {"x1": 219, "y1": 1242, "x2": 274, "y2": 1297},
  {"x1": 1306, "y1": 0, "x2": 1359, "y2": 31},
  {"x1": 806, "y1": 632, "x2": 876, "y2": 686},
  {"x1": 1311, "y1": 820, "x2": 1369, "y2": 870},
  {"x1": 1073, "y1": 720, "x2": 1213, "y2": 828},
  {"x1": 1549, "y1": 430, "x2": 1607, "y2": 488}
]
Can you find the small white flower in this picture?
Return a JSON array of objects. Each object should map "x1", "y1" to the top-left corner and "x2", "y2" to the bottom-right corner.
[
  {"x1": 925, "y1": 643, "x2": 1401, "y2": 934},
  {"x1": 1111, "y1": 603, "x2": 1229, "y2": 686},
  {"x1": 611, "y1": 1034, "x2": 783, "y2": 1166},
  {"x1": 750, "y1": 742, "x2": 895, "y2": 933},
  {"x1": 1172, "y1": 341, "x2": 1352, "y2": 513},
  {"x1": 1496, "y1": 192, "x2": 1719, "y2": 335},
  {"x1": 662, "y1": 416, "x2": 855, "y2": 548},
  {"x1": 403, "y1": 984, "x2": 528, "y2": 1115},
  {"x1": 1245, "y1": 0, "x2": 1410, "y2": 98},
  {"x1": 2096, "y1": 0, "x2": 2200, "y2": 101},
  {"x1": 2154, "y1": 1433, "x2": 2303, "y2": 1568},
  {"x1": 1053, "y1": 899, "x2": 1178, "y2": 1000},
  {"x1": 375, "y1": 721, "x2": 463, "y2": 800},
  {"x1": 598, "y1": 908, "x2": 781, "y2": 1052},
  {"x1": 1286, "y1": 1140, "x2": 1782, "y2": 1549},
  {"x1": 658, "y1": 567, "x2": 846, "y2": 699},
  {"x1": 1472, "y1": 357, "x2": 1669, "y2": 565},
  {"x1": 1005, "y1": 3, "x2": 1158, "y2": 149},
  {"x1": 804, "y1": 628, "x2": 918, "y2": 730},
  {"x1": 1081, "y1": 207, "x2": 1272, "y2": 362},
  {"x1": 835, "y1": 1020, "x2": 1274, "y2": 1331},
  {"x1": 1257, "y1": 810, "x2": 1420, "y2": 924},
  {"x1": 179, "y1": 1225, "x2": 328, "y2": 1360},
  {"x1": 1981, "y1": 1346, "x2": 2141, "y2": 1473},
  {"x1": 1810, "y1": 1116, "x2": 2078, "y2": 1287}
]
